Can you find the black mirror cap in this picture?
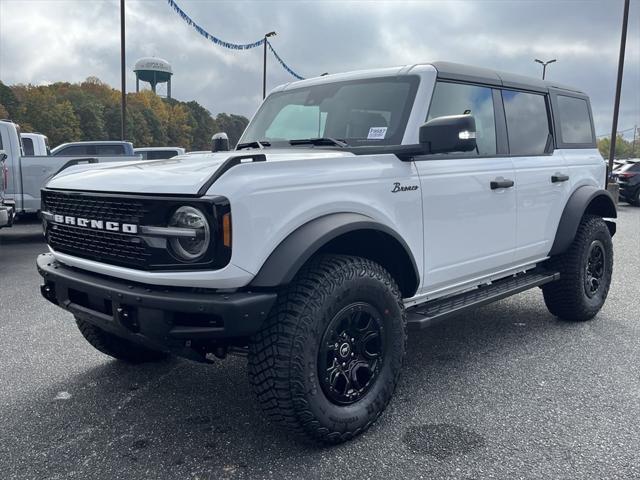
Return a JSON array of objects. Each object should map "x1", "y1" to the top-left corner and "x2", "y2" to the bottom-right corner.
[
  {"x1": 419, "y1": 114, "x2": 477, "y2": 154},
  {"x1": 212, "y1": 133, "x2": 230, "y2": 152}
]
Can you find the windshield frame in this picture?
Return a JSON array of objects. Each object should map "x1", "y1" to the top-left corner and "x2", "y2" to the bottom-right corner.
[{"x1": 239, "y1": 75, "x2": 421, "y2": 150}]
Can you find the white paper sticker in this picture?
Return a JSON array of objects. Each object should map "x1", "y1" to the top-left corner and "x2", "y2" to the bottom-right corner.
[{"x1": 367, "y1": 127, "x2": 388, "y2": 140}]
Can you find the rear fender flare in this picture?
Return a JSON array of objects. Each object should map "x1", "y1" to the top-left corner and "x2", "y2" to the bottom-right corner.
[{"x1": 549, "y1": 186, "x2": 617, "y2": 256}]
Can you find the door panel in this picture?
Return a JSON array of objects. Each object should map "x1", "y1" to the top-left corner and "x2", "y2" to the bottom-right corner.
[
  {"x1": 416, "y1": 157, "x2": 517, "y2": 292},
  {"x1": 512, "y1": 152, "x2": 569, "y2": 261}
]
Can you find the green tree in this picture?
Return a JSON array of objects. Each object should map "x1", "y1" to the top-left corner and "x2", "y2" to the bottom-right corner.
[
  {"x1": 213, "y1": 113, "x2": 249, "y2": 148},
  {"x1": 598, "y1": 135, "x2": 639, "y2": 160},
  {"x1": 0, "y1": 81, "x2": 19, "y2": 117}
]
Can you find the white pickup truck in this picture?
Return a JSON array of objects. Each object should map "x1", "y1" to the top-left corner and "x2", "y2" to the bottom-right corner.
[
  {"x1": 0, "y1": 120, "x2": 141, "y2": 219},
  {"x1": 36, "y1": 62, "x2": 616, "y2": 443},
  {"x1": 21, "y1": 133, "x2": 51, "y2": 156}
]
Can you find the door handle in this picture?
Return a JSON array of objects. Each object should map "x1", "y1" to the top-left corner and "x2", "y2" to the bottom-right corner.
[
  {"x1": 490, "y1": 178, "x2": 514, "y2": 190},
  {"x1": 551, "y1": 173, "x2": 569, "y2": 183}
]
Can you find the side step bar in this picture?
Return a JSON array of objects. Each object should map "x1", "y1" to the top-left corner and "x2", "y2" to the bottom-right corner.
[{"x1": 406, "y1": 270, "x2": 560, "y2": 330}]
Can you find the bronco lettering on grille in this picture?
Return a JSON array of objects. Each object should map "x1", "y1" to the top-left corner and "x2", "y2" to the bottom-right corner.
[{"x1": 52, "y1": 214, "x2": 138, "y2": 234}]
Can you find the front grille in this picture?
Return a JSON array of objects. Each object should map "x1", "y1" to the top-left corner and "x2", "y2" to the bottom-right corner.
[
  {"x1": 42, "y1": 190, "x2": 148, "y2": 224},
  {"x1": 42, "y1": 189, "x2": 154, "y2": 268},
  {"x1": 48, "y1": 223, "x2": 151, "y2": 267}
]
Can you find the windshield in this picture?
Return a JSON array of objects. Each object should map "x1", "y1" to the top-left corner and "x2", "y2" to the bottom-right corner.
[{"x1": 239, "y1": 76, "x2": 419, "y2": 148}]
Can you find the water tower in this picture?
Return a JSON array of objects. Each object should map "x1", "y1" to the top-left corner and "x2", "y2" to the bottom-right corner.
[{"x1": 134, "y1": 57, "x2": 173, "y2": 98}]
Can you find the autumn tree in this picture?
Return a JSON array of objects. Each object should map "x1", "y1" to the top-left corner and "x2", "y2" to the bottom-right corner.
[{"x1": 2, "y1": 77, "x2": 249, "y2": 150}]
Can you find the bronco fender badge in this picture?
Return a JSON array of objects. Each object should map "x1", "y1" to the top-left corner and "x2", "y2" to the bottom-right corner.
[{"x1": 391, "y1": 182, "x2": 419, "y2": 193}]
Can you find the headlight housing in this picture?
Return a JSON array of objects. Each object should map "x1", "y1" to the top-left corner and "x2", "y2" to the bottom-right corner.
[{"x1": 168, "y1": 206, "x2": 211, "y2": 261}]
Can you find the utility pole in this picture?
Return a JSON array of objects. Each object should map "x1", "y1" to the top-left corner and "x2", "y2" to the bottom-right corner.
[
  {"x1": 534, "y1": 58, "x2": 556, "y2": 80},
  {"x1": 263, "y1": 31, "x2": 277, "y2": 99},
  {"x1": 609, "y1": 0, "x2": 630, "y2": 172},
  {"x1": 120, "y1": 0, "x2": 126, "y2": 140}
]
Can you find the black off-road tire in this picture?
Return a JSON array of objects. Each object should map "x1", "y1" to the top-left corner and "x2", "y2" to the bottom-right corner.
[
  {"x1": 248, "y1": 255, "x2": 406, "y2": 444},
  {"x1": 75, "y1": 318, "x2": 169, "y2": 363},
  {"x1": 542, "y1": 215, "x2": 613, "y2": 321}
]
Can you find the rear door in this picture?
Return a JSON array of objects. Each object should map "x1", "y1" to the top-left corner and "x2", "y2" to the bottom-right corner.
[
  {"x1": 504, "y1": 89, "x2": 570, "y2": 263},
  {"x1": 414, "y1": 81, "x2": 517, "y2": 294}
]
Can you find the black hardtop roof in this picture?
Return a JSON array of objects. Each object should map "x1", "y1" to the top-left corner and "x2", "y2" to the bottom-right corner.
[{"x1": 430, "y1": 61, "x2": 586, "y2": 96}]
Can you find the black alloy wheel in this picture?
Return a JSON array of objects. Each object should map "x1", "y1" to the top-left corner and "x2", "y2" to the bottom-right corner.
[{"x1": 318, "y1": 302, "x2": 385, "y2": 405}]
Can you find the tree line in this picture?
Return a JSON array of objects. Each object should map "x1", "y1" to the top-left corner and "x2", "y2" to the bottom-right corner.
[
  {"x1": 0, "y1": 77, "x2": 249, "y2": 150},
  {"x1": 597, "y1": 134, "x2": 639, "y2": 160}
]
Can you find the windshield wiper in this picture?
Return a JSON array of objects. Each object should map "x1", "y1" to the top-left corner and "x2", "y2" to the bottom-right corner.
[
  {"x1": 236, "y1": 140, "x2": 271, "y2": 150},
  {"x1": 289, "y1": 137, "x2": 348, "y2": 148}
]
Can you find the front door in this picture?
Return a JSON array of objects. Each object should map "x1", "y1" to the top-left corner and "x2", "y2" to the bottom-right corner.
[{"x1": 414, "y1": 81, "x2": 517, "y2": 295}]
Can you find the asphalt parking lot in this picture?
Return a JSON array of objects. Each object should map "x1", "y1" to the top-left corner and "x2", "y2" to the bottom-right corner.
[{"x1": 1, "y1": 206, "x2": 639, "y2": 480}]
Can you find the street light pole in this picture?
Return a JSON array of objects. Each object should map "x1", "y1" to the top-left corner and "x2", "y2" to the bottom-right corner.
[
  {"x1": 609, "y1": 0, "x2": 630, "y2": 173},
  {"x1": 120, "y1": 0, "x2": 126, "y2": 140},
  {"x1": 262, "y1": 31, "x2": 276, "y2": 99},
  {"x1": 534, "y1": 58, "x2": 556, "y2": 80}
]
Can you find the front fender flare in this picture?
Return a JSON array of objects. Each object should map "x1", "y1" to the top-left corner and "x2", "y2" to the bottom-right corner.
[{"x1": 249, "y1": 212, "x2": 419, "y2": 293}]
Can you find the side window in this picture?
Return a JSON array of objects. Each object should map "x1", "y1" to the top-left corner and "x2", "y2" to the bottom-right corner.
[
  {"x1": 427, "y1": 82, "x2": 496, "y2": 156},
  {"x1": 147, "y1": 150, "x2": 177, "y2": 160},
  {"x1": 502, "y1": 90, "x2": 550, "y2": 156},
  {"x1": 96, "y1": 144, "x2": 125, "y2": 155},
  {"x1": 557, "y1": 95, "x2": 594, "y2": 144},
  {"x1": 56, "y1": 145, "x2": 89, "y2": 156},
  {"x1": 22, "y1": 138, "x2": 34, "y2": 156}
]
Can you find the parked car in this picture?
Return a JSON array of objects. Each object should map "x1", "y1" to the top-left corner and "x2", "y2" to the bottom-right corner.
[
  {"x1": 0, "y1": 121, "x2": 141, "y2": 218},
  {"x1": 21, "y1": 133, "x2": 51, "y2": 156},
  {"x1": 51, "y1": 141, "x2": 135, "y2": 157},
  {"x1": 134, "y1": 147, "x2": 185, "y2": 160},
  {"x1": 37, "y1": 61, "x2": 616, "y2": 444},
  {"x1": 0, "y1": 149, "x2": 14, "y2": 228},
  {"x1": 615, "y1": 160, "x2": 640, "y2": 205}
]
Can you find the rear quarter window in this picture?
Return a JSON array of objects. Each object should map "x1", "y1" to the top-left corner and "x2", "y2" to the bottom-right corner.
[
  {"x1": 556, "y1": 95, "x2": 594, "y2": 145},
  {"x1": 22, "y1": 137, "x2": 34, "y2": 156}
]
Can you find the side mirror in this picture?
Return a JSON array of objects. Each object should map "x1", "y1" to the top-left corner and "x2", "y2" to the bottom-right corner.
[
  {"x1": 419, "y1": 114, "x2": 477, "y2": 154},
  {"x1": 0, "y1": 150, "x2": 7, "y2": 162},
  {"x1": 211, "y1": 132, "x2": 230, "y2": 152}
]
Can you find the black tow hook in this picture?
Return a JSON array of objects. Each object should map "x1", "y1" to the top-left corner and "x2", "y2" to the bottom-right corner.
[{"x1": 40, "y1": 283, "x2": 58, "y2": 305}]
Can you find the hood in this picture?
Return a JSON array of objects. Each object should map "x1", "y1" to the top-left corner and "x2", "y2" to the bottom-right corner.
[{"x1": 46, "y1": 149, "x2": 355, "y2": 195}]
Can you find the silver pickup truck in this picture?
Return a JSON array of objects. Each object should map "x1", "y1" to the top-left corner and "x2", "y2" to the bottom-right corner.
[{"x1": 0, "y1": 120, "x2": 141, "y2": 221}]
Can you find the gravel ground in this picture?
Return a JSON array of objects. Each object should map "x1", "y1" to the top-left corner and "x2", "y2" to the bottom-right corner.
[{"x1": 0, "y1": 206, "x2": 639, "y2": 480}]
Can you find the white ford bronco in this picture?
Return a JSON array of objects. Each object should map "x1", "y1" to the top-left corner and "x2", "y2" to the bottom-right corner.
[{"x1": 37, "y1": 62, "x2": 616, "y2": 443}]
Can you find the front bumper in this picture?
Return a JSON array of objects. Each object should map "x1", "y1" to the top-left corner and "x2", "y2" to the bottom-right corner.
[
  {"x1": 0, "y1": 204, "x2": 14, "y2": 228},
  {"x1": 37, "y1": 253, "x2": 277, "y2": 360}
]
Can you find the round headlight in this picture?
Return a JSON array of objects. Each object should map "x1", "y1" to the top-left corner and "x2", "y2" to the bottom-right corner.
[{"x1": 168, "y1": 206, "x2": 210, "y2": 261}]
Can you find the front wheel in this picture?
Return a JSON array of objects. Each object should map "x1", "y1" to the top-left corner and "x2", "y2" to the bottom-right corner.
[
  {"x1": 248, "y1": 255, "x2": 406, "y2": 444},
  {"x1": 542, "y1": 215, "x2": 613, "y2": 321}
]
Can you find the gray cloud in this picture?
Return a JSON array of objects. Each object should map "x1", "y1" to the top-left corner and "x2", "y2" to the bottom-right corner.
[{"x1": 0, "y1": 0, "x2": 638, "y2": 137}]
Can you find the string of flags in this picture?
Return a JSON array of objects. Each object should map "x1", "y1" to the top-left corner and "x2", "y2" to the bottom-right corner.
[{"x1": 167, "y1": 0, "x2": 305, "y2": 80}]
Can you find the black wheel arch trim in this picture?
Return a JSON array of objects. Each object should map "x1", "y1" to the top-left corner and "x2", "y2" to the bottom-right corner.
[
  {"x1": 549, "y1": 185, "x2": 617, "y2": 256},
  {"x1": 249, "y1": 212, "x2": 420, "y2": 296}
]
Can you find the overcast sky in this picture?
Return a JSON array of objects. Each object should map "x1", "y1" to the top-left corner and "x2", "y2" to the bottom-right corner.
[{"x1": 0, "y1": 0, "x2": 638, "y2": 138}]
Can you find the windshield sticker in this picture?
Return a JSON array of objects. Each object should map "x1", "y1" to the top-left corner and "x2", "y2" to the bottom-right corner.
[{"x1": 367, "y1": 127, "x2": 388, "y2": 140}]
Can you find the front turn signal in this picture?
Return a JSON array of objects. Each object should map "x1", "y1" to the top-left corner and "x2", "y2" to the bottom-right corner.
[{"x1": 222, "y1": 212, "x2": 232, "y2": 248}]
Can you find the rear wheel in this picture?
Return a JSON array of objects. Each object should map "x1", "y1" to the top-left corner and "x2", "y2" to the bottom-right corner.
[
  {"x1": 248, "y1": 255, "x2": 406, "y2": 444},
  {"x1": 542, "y1": 215, "x2": 613, "y2": 321},
  {"x1": 75, "y1": 318, "x2": 169, "y2": 363},
  {"x1": 631, "y1": 188, "x2": 640, "y2": 206}
]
